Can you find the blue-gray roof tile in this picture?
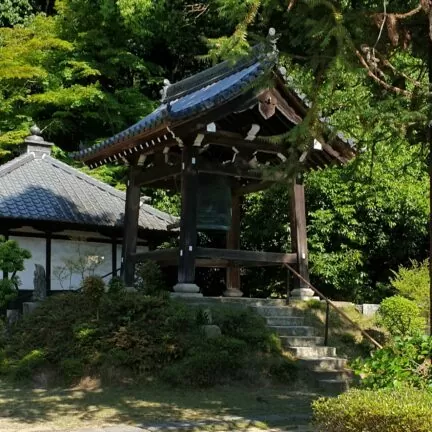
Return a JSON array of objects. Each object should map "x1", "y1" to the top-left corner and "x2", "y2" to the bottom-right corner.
[{"x1": 0, "y1": 152, "x2": 176, "y2": 231}]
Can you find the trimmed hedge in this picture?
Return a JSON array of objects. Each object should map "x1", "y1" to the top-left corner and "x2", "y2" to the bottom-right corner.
[
  {"x1": 4, "y1": 292, "x2": 297, "y2": 387},
  {"x1": 313, "y1": 388, "x2": 432, "y2": 432}
]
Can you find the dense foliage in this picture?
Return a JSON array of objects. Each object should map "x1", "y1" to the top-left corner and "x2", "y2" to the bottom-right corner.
[
  {"x1": 0, "y1": 237, "x2": 31, "y2": 308},
  {"x1": 352, "y1": 335, "x2": 432, "y2": 390},
  {"x1": 3, "y1": 292, "x2": 295, "y2": 386},
  {"x1": 377, "y1": 295, "x2": 425, "y2": 338},
  {"x1": 1, "y1": 0, "x2": 431, "y2": 301},
  {"x1": 313, "y1": 388, "x2": 432, "y2": 432},
  {"x1": 391, "y1": 259, "x2": 430, "y2": 318}
]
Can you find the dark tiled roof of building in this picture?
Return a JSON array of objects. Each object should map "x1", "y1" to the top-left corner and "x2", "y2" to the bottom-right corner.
[
  {"x1": 0, "y1": 151, "x2": 176, "y2": 231},
  {"x1": 71, "y1": 53, "x2": 275, "y2": 163}
]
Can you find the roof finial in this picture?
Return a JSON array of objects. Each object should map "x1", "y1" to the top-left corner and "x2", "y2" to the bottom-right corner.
[
  {"x1": 160, "y1": 79, "x2": 171, "y2": 102},
  {"x1": 30, "y1": 124, "x2": 42, "y2": 137},
  {"x1": 267, "y1": 27, "x2": 279, "y2": 56},
  {"x1": 25, "y1": 124, "x2": 53, "y2": 156}
]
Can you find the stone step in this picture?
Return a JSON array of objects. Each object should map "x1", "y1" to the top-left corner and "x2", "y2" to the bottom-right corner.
[
  {"x1": 298, "y1": 357, "x2": 348, "y2": 371},
  {"x1": 287, "y1": 346, "x2": 336, "y2": 358},
  {"x1": 177, "y1": 297, "x2": 290, "y2": 307},
  {"x1": 251, "y1": 306, "x2": 303, "y2": 317},
  {"x1": 269, "y1": 326, "x2": 316, "y2": 337},
  {"x1": 280, "y1": 336, "x2": 325, "y2": 347},
  {"x1": 266, "y1": 317, "x2": 305, "y2": 326},
  {"x1": 312, "y1": 369, "x2": 353, "y2": 381},
  {"x1": 318, "y1": 379, "x2": 350, "y2": 393}
]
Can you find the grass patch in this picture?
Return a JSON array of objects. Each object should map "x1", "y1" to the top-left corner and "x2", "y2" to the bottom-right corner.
[
  {"x1": 295, "y1": 302, "x2": 383, "y2": 360},
  {"x1": 0, "y1": 379, "x2": 318, "y2": 431}
]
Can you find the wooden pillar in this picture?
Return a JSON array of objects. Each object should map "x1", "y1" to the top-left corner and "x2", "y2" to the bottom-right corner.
[
  {"x1": 289, "y1": 177, "x2": 313, "y2": 299},
  {"x1": 2, "y1": 231, "x2": 8, "y2": 280},
  {"x1": 121, "y1": 166, "x2": 141, "y2": 287},
  {"x1": 224, "y1": 194, "x2": 243, "y2": 297},
  {"x1": 45, "y1": 233, "x2": 51, "y2": 293},
  {"x1": 112, "y1": 236, "x2": 117, "y2": 277},
  {"x1": 173, "y1": 145, "x2": 201, "y2": 296}
]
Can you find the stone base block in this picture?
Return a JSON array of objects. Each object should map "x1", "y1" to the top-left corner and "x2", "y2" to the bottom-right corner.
[
  {"x1": 201, "y1": 324, "x2": 222, "y2": 339},
  {"x1": 6, "y1": 309, "x2": 20, "y2": 325},
  {"x1": 22, "y1": 302, "x2": 40, "y2": 316},
  {"x1": 125, "y1": 286, "x2": 137, "y2": 293},
  {"x1": 223, "y1": 288, "x2": 243, "y2": 297},
  {"x1": 172, "y1": 283, "x2": 202, "y2": 297},
  {"x1": 290, "y1": 287, "x2": 316, "y2": 300}
]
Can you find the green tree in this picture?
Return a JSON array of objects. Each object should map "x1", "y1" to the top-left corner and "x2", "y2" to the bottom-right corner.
[{"x1": 0, "y1": 236, "x2": 31, "y2": 308}]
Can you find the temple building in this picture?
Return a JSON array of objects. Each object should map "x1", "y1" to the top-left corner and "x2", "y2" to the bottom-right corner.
[
  {"x1": 70, "y1": 29, "x2": 355, "y2": 299},
  {"x1": 0, "y1": 127, "x2": 175, "y2": 295}
]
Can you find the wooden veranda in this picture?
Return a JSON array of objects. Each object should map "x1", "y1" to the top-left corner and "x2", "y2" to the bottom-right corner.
[{"x1": 71, "y1": 30, "x2": 355, "y2": 298}]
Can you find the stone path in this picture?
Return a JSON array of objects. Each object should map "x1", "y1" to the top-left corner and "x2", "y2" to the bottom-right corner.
[
  {"x1": 56, "y1": 427, "x2": 313, "y2": 432},
  {"x1": 47, "y1": 414, "x2": 315, "y2": 432}
]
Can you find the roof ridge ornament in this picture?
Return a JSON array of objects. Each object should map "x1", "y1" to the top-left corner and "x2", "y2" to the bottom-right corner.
[
  {"x1": 25, "y1": 124, "x2": 54, "y2": 156},
  {"x1": 160, "y1": 79, "x2": 171, "y2": 102},
  {"x1": 267, "y1": 27, "x2": 279, "y2": 58}
]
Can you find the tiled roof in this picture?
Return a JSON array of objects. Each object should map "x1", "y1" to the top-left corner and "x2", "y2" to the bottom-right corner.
[
  {"x1": 0, "y1": 152, "x2": 176, "y2": 231},
  {"x1": 71, "y1": 56, "x2": 274, "y2": 162}
]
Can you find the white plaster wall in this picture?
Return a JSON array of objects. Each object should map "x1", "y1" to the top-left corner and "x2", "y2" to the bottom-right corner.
[
  {"x1": 10, "y1": 235, "x2": 149, "y2": 291},
  {"x1": 51, "y1": 239, "x2": 113, "y2": 290},
  {"x1": 9, "y1": 236, "x2": 45, "y2": 290}
]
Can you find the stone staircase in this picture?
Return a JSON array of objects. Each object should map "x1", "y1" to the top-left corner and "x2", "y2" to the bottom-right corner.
[
  {"x1": 249, "y1": 303, "x2": 351, "y2": 393},
  {"x1": 179, "y1": 297, "x2": 352, "y2": 393}
]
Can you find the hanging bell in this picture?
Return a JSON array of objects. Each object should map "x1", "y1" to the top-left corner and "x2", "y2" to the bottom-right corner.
[{"x1": 197, "y1": 174, "x2": 232, "y2": 231}]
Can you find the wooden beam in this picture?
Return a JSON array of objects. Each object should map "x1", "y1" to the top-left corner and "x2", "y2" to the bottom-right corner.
[
  {"x1": 268, "y1": 88, "x2": 303, "y2": 125},
  {"x1": 135, "y1": 164, "x2": 181, "y2": 186},
  {"x1": 131, "y1": 248, "x2": 179, "y2": 262},
  {"x1": 233, "y1": 181, "x2": 274, "y2": 196},
  {"x1": 198, "y1": 161, "x2": 263, "y2": 180},
  {"x1": 121, "y1": 166, "x2": 141, "y2": 286},
  {"x1": 289, "y1": 178, "x2": 309, "y2": 288},
  {"x1": 196, "y1": 247, "x2": 297, "y2": 264},
  {"x1": 203, "y1": 131, "x2": 287, "y2": 154}
]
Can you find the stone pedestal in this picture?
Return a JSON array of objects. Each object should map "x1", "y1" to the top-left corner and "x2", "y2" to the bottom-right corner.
[
  {"x1": 6, "y1": 309, "x2": 20, "y2": 325},
  {"x1": 223, "y1": 288, "x2": 243, "y2": 297},
  {"x1": 172, "y1": 283, "x2": 203, "y2": 297},
  {"x1": 22, "y1": 302, "x2": 40, "y2": 316},
  {"x1": 125, "y1": 286, "x2": 137, "y2": 293},
  {"x1": 290, "y1": 287, "x2": 319, "y2": 302}
]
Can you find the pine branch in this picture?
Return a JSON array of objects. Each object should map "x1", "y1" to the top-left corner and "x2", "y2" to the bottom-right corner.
[
  {"x1": 355, "y1": 49, "x2": 412, "y2": 97},
  {"x1": 288, "y1": 0, "x2": 297, "y2": 12}
]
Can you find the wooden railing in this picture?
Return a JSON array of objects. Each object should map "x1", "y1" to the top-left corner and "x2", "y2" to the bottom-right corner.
[{"x1": 284, "y1": 263, "x2": 383, "y2": 350}]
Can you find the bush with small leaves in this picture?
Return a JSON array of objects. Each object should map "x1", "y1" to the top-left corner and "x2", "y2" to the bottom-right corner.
[
  {"x1": 107, "y1": 276, "x2": 125, "y2": 295},
  {"x1": 378, "y1": 295, "x2": 425, "y2": 337},
  {"x1": 81, "y1": 276, "x2": 105, "y2": 316},
  {"x1": 352, "y1": 335, "x2": 432, "y2": 390},
  {"x1": 313, "y1": 388, "x2": 432, "y2": 432},
  {"x1": 134, "y1": 260, "x2": 167, "y2": 296}
]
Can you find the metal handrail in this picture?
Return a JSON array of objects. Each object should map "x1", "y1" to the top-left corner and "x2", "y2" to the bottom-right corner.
[
  {"x1": 100, "y1": 268, "x2": 122, "y2": 280},
  {"x1": 284, "y1": 263, "x2": 383, "y2": 350}
]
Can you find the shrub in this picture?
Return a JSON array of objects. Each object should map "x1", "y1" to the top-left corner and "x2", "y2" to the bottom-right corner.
[
  {"x1": 313, "y1": 388, "x2": 432, "y2": 432},
  {"x1": 162, "y1": 336, "x2": 248, "y2": 387},
  {"x1": 0, "y1": 236, "x2": 31, "y2": 308},
  {"x1": 5, "y1": 293, "x2": 295, "y2": 387},
  {"x1": 107, "y1": 276, "x2": 125, "y2": 294},
  {"x1": 377, "y1": 295, "x2": 425, "y2": 337},
  {"x1": 12, "y1": 349, "x2": 46, "y2": 380},
  {"x1": 81, "y1": 276, "x2": 105, "y2": 303},
  {"x1": 134, "y1": 260, "x2": 167, "y2": 295},
  {"x1": 352, "y1": 335, "x2": 432, "y2": 390},
  {"x1": 391, "y1": 259, "x2": 429, "y2": 315},
  {"x1": 211, "y1": 306, "x2": 281, "y2": 353}
]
